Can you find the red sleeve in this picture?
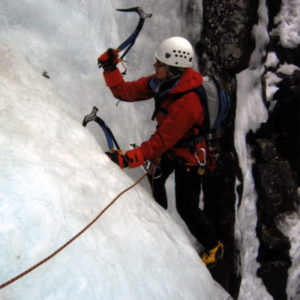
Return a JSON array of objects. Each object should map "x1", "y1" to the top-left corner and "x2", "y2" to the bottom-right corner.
[
  {"x1": 103, "y1": 69, "x2": 154, "y2": 101},
  {"x1": 139, "y1": 93, "x2": 204, "y2": 160}
]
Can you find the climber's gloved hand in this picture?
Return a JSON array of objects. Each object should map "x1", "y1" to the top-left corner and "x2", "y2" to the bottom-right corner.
[
  {"x1": 98, "y1": 48, "x2": 119, "y2": 72},
  {"x1": 106, "y1": 148, "x2": 144, "y2": 169},
  {"x1": 125, "y1": 148, "x2": 144, "y2": 168},
  {"x1": 106, "y1": 150, "x2": 128, "y2": 169}
]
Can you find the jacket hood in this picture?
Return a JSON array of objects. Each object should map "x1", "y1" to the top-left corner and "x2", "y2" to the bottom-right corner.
[{"x1": 168, "y1": 68, "x2": 203, "y2": 94}]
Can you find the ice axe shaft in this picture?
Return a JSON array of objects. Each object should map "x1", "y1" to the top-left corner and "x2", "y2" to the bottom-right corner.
[
  {"x1": 116, "y1": 7, "x2": 152, "y2": 57},
  {"x1": 99, "y1": 7, "x2": 151, "y2": 69}
]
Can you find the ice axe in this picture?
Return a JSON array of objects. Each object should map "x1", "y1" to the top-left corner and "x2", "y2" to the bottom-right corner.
[
  {"x1": 98, "y1": 7, "x2": 152, "y2": 69},
  {"x1": 82, "y1": 106, "x2": 122, "y2": 153}
]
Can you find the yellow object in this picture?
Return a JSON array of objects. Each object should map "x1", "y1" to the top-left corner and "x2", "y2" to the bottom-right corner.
[
  {"x1": 198, "y1": 167, "x2": 205, "y2": 175},
  {"x1": 201, "y1": 241, "x2": 224, "y2": 268}
]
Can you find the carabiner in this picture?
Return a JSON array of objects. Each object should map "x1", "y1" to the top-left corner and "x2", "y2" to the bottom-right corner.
[{"x1": 194, "y1": 148, "x2": 206, "y2": 175}]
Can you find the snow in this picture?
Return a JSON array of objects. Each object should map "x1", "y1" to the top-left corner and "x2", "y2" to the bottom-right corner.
[
  {"x1": 273, "y1": 0, "x2": 300, "y2": 48},
  {"x1": 249, "y1": 0, "x2": 269, "y2": 69},
  {"x1": 0, "y1": 0, "x2": 231, "y2": 299},
  {"x1": 235, "y1": 68, "x2": 271, "y2": 300},
  {"x1": 0, "y1": 41, "x2": 225, "y2": 299},
  {"x1": 0, "y1": 0, "x2": 300, "y2": 299},
  {"x1": 265, "y1": 52, "x2": 280, "y2": 69}
]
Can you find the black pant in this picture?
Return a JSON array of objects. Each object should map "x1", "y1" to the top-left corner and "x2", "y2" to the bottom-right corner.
[{"x1": 148, "y1": 154, "x2": 219, "y2": 251}]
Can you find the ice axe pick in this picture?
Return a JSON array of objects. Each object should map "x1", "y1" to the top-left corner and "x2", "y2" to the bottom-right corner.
[{"x1": 98, "y1": 7, "x2": 152, "y2": 69}]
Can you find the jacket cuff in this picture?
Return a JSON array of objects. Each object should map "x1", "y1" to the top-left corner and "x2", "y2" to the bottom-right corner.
[
  {"x1": 125, "y1": 148, "x2": 144, "y2": 168},
  {"x1": 103, "y1": 68, "x2": 124, "y2": 87}
]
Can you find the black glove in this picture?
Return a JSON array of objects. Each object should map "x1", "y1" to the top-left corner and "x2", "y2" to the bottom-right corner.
[
  {"x1": 106, "y1": 150, "x2": 128, "y2": 169},
  {"x1": 98, "y1": 48, "x2": 119, "y2": 72}
]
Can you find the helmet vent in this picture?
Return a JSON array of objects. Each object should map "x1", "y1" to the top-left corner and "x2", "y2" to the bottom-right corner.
[{"x1": 165, "y1": 53, "x2": 171, "y2": 59}]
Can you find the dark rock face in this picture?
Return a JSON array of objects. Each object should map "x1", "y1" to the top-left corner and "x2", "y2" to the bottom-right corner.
[
  {"x1": 195, "y1": 1, "x2": 259, "y2": 299},
  {"x1": 265, "y1": 0, "x2": 281, "y2": 30},
  {"x1": 257, "y1": 261, "x2": 291, "y2": 300},
  {"x1": 263, "y1": 70, "x2": 300, "y2": 185},
  {"x1": 252, "y1": 138, "x2": 296, "y2": 300},
  {"x1": 254, "y1": 139, "x2": 298, "y2": 214},
  {"x1": 252, "y1": 69, "x2": 300, "y2": 300},
  {"x1": 198, "y1": 0, "x2": 259, "y2": 87},
  {"x1": 193, "y1": 0, "x2": 300, "y2": 299}
]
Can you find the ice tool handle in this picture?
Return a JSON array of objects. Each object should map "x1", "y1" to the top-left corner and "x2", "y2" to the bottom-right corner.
[
  {"x1": 98, "y1": 7, "x2": 152, "y2": 69},
  {"x1": 82, "y1": 106, "x2": 121, "y2": 153},
  {"x1": 116, "y1": 7, "x2": 152, "y2": 59}
]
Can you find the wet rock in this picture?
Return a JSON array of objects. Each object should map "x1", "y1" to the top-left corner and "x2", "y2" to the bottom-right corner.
[
  {"x1": 257, "y1": 223, "x2": 290, "y2": 254},
  {"x1": 198, "y1": 0, "x2": 259, "y2": 82},
  {"x1": 254, "y1": 139, "x2": 298, "y2": 216},
  {"x1": 255, "y1": 139, "x2": 277, "y2": 162},
  {"x1": 253, "y1": 138, "x2": 298, "y2": 300},
  {"x1": 257, "y1": 260, "x2": 291, "y2": 300}
]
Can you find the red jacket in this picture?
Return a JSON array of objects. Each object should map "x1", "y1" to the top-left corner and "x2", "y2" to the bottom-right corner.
[{"x1": 103, "y1": 67, "x2": 206, "y2": 166}]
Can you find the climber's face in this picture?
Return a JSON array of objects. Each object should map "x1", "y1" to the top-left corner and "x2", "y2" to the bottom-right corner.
[{"x1": 154, "y1": 60, "x2": 168, "y2": 80}]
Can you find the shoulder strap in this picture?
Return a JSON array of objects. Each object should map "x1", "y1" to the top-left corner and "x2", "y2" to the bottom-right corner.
[
  {"x1": 151, "y1": 84, "x2": 210, "y2": 133},
  {"x1": 193, "y1": 85, "x2": 210, "y2": 133}
]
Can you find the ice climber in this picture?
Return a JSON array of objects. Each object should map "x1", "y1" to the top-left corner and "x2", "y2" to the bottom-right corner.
[{"x1": 98, "y1": 36, "x2": 224, "y2": 268}]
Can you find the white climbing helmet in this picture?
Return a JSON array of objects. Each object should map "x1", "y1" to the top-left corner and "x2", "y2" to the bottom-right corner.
[{"x1": 154, "y1": 36, "x2": 194, "y2": 68}]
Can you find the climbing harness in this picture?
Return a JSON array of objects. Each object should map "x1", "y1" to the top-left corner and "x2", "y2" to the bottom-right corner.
[
  {"x1": 143, "y1": 158, "x2": 162, "y2": 179},
  {"x1": 98, "y1": 7, "x2": 152, "y2": 73}
]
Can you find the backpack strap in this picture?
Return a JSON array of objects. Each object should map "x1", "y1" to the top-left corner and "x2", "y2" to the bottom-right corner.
[
  {"x1": 151, "y1": 87, "x2": 205, "y2": 119},
  {"x1": 193, "y1": 85, "x2": 210, "y2": 134}
]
